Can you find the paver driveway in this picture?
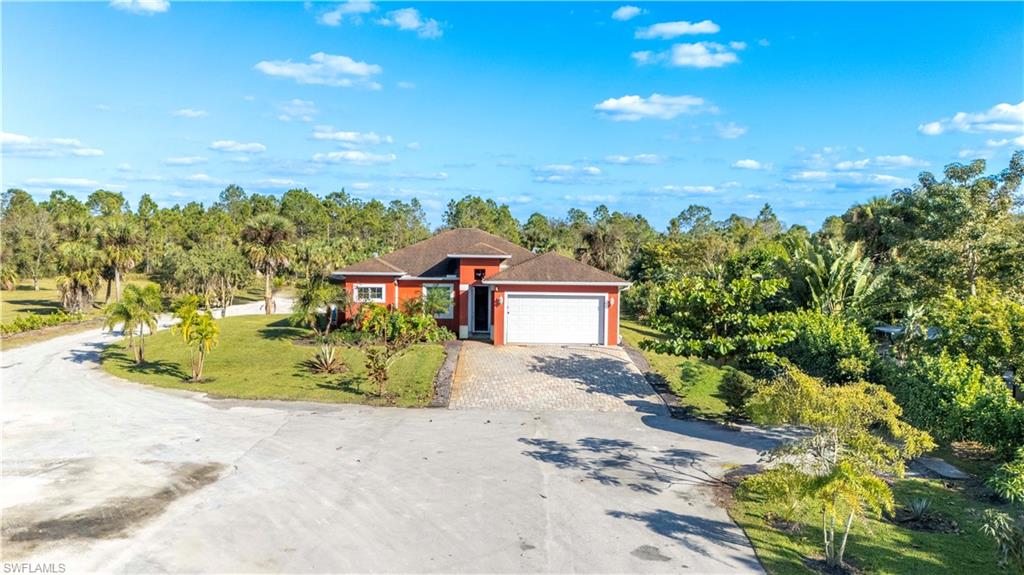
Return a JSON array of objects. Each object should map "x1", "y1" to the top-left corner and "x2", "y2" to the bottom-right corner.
[
  {"x1": 450, "y1": 342, "x2": 666, "y2": 413},
  {"x1": 1, "y1": 305, "x2": 782, "y2": 573}
]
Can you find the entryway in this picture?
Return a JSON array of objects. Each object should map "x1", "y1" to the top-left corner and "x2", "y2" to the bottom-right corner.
[{"x1": 470, "y1": 285, "x2": 491, "y2": 335}]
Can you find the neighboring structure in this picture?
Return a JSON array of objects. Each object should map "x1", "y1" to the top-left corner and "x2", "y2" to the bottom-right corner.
[{"x1": 332, "y1": 228, "x2": 630, "y2": 346}]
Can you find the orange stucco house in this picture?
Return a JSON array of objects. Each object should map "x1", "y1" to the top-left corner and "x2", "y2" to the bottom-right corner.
[{"x1": 332, "y1": 228, "x2": 630, "y2": 346}]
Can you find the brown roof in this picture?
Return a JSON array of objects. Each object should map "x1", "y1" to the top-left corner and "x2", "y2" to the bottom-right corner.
[
  {"x1": 338, "y1": 228, "x2": 533, "y2": 278},
  {"x1": 451, "y1": 241, "x2": 510, "y2": 257},
  {"x1": 339, "y1": 257, "x2": 406, "y2": 275},
  {"x1": 485, "y1": 251, "x2": 628, "y2": 284}
]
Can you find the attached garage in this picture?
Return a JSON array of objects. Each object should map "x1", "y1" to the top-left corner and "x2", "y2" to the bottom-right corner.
[{"x1": 504, "y1": 293, "x2": 606, "y2": 345}]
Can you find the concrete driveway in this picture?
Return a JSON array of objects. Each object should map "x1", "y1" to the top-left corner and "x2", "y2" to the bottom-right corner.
[
  {"x1": 1, "y1": 305, "x2": 780, "y2": 573},
  {"x1": 450, "y1": 342, "x2": 665, "y2": 413}
]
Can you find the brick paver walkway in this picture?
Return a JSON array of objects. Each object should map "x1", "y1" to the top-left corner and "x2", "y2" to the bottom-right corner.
[{"x1": 449, "y1": 342, "x2": 666, "y2": 413}]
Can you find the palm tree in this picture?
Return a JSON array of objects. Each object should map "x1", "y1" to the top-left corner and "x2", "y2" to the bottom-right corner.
[
  {"x1": 103, "y1": 283, "x2": 162, "y2": 364},
  {"x1": 800, "y1": 239, "x2": 887, "y2": 319},
  {"x1": 56, "y1": 241, "x2": 103, "y2": 313},
  {"x1": 98, "y1": 218, "x2": 142, "y2": 302},
  {"x1": 290, "y1": 276, "x2": 350, "y2": 337},
  {"x1": 241, "y1": 213, "x2": 295, "y2": 314},
  {"x1": 186, "y1": 312, "x2": 219, "y2": 381}
]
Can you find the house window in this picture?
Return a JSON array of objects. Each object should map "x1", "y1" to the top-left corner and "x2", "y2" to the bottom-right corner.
[
  {"x1": 354, "y1": 284, "x2": 386, "y2": 303},
  {"x1": 422, "y1": 284, "x2": 454, "y2": 320},
  {"x1": 474, "y1": 269, "x2": 486, "y2": 280}
]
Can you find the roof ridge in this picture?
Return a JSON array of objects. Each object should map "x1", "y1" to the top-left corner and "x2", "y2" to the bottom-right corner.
[{"x1": 374, "y1": 257, "x2": 406, "y2": 273}]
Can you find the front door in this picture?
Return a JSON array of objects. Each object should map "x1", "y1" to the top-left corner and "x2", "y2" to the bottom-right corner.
[{"x1": 472, "y1": 285, "x2": 490, "y2": 333}]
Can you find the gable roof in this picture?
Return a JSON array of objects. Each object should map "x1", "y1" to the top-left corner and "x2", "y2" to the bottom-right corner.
[
  {"x1": 337, "y1": 228, "x2": 533, "y2": 278},
  {"x1": 447, "y1": 241, "x2": 510, "y2": 257},
  {"x1": 484, "y1": 251, "x2": 629, "y2": 285}
]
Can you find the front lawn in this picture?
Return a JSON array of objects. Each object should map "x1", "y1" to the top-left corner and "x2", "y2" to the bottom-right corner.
[
  {"x1": 101, "y1": 314, "x2": 445, "y2": 407},
  {"x1": 620, "y1": 319, "x2": 729, "y2": 419},
  {"x1": 730, "y1": 477, "x2": 1004, "y2": 574}
]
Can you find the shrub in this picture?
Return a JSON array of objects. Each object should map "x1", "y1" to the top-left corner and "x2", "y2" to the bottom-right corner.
[
  {"x1": 879, "y1": 351, "x2": 1024, "y2": 457},
  {"x1": 719, "y1": 367, "x2": 758, "y2": 420},
  {"x1": 1, "y1": 311, "x2": 87, "y2": 335},
  {"x1": 775, "y1": 309, "x2": 876, "y2": 385},
  {"x1": 621, "y1": 281, "x2": 661, "y2": 322},
  {"x1": 308, "y1": 344, "x2": 346, "y2": 374}
]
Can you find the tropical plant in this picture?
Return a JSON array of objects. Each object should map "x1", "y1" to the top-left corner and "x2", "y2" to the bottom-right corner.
[
  {"x1": 103, "y1": 283, "x2": 162, "y2": 364},
  {"x1": 403, "y1": 285, "x2": 452, "y2": 318},
  {"x1": 744, "y1": 365, "x2": 934, "y2": 570},
  {"x1": 173, "y1": 307, "x2": 219, "y2": 382},
  {"x1": 1, "y1": 310, "x2": 85, "y2": 335},
  {"x1": 642, "y1": 274, "x2": 795, "y2": 363},
  {"x1": 97, "y1": 218, "x2": 142, "y2": 301},
  {"x1": 308, "y1": 343, "x2": 346, "y2": 374},
  {"x1": 982, "y1": 448, "x2": 1024, "y2": 571},
  {"x1": 795, "y1": 239, "x2": 887, "y2": 320},
  {"x1": 719, "y1": 367, "x2": 758, "y2": 420},
  {"x1": 240, "y1": 213, "x2": 295, "y2": 314},
  {"x1": 907, "y1": 497, "x2": 932, "y2": 521},
  {"x1": 56, "y1": 241, "x2": 103, "y2": 313},
  {"x1": 0, "y1": 261, "x2": 18, "y2": 290},
  {"x1": 353, "y1": 304, "x2": 451, "y2": 399},
  {"x1": 775, "y1": 310, "x2": 876, "y2": 385},
  {"x1": 290, "y1": 276, "x2": 351, "y2": 337}
]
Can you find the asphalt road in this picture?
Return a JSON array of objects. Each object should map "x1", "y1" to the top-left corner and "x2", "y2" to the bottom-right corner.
[{"x1": 2, "y1": 300, "x2": 779, "y2": 573}]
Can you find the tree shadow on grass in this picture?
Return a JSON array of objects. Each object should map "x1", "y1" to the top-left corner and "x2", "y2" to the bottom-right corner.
[
  {"x1": 258, "y1": 320, "x2": 306, "y2": 341},
  {"x1": 624, "y1": 323, "x2": 666, "y2": 342},
  {"x1": 316, "y1": 374, "x2": 369, "y2": 396},
  {"x1": 100, "y1": 346, "x2": 190, "y2": 380}
]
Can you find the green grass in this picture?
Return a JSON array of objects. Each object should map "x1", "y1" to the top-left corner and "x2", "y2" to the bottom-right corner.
[
  {"x1": 101, "y1": 314, "x2": 445, "y2": 407},
  {"x1": 730, "y1": 478, "x2": 1005, "y2": 574},
  {"x1": 620, "y1": 319, "x2": 729, "y2": 419},
  {"x1": 1, "y1": 275, "x2": 155, "y2": 323}
]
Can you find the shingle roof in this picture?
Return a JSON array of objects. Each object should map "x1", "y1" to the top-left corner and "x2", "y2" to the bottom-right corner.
[
  {"x1": 449, "y1": 241, "x2": 510, "y2": 257},
  {"x1": 485, "y1": 251, "x2": 628, "y2": 284},
  {"x1": 338, "y1": 257, "x2": 406, "y2": 275},
  {"x1": 337, "y1": 228, "x2": 533, "y2": 278}
]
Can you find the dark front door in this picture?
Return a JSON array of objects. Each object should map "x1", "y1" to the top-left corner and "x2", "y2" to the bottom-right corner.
[{"x1": 472, "y1": 286, "x2": 490, "y2": 332}]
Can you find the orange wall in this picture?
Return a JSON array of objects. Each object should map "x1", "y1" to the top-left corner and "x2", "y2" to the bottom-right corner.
[
  {"x1": 491, "y1": 284, "x2": 621, "y2": 346},
  {"x1": 456, "y1": 258, "x2": 504, "y2": 328}
]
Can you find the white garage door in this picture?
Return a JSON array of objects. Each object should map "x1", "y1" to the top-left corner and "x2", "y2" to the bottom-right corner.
[{"x1": 505, "y1": 294, "x2": 605, "y2": 345}]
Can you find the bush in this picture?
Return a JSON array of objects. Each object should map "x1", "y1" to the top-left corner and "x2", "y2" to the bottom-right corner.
[
  {"x1": 719, "y1": 367, "x2": 758, "y2": 420},
  {"x1": 775, "y1": 310, "x2": 876, "y2": 385},
  {"x1": 621, "y1": 281, "x2": 661, "y2": 322},
  {"x1": 879, "y1": 351, "x2": 1024, "y2": 457},
  {"x1": 1, "y1": 311, "x2": 87, "y2": 335}
]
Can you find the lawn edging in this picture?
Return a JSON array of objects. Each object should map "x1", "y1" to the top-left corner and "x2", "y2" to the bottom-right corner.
[{"x1": 429, "y1": 340, "x2": 462, "y2": 408}]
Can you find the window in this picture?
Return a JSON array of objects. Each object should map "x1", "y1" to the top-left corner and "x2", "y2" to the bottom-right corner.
[
  {"x1": 474, "y1": 268, "x2": 486, "y2": 280},
  {"x1": 354, "y1": 284, "x2": 386, "y2": 303},
  {"x1": 422, "y1": 284, "x2": 454, "y2": 319}
]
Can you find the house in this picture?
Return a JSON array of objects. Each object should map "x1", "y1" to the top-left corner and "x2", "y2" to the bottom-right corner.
[{"x1": 332, "y1": 228, "x2": 630, "y2": 346}]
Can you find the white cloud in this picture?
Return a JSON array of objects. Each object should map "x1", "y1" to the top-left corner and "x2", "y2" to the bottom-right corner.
[
  {"x1": 659, "y1": 184, "x2": 719, "y2": 194},
  {"x1": 732, "y1": 159, "x2": 768, "y2": 170},
  {"x1": 594, "y1": 93, "x2": 710, "y2": 121},
  {"x1": 834, "y1": 155, "x2": 929, "y2": 170},
  {"x1": 109, "y1": 0, "x2": 168, "y2": 14},
  {"x1": 312, "y1": 150, "x2": 397, "y2": 165},
  {"x1": 24, "y1": 177, "x2": 102, "y2": 189},
  {"x1": 788, "y1": 170, "x2": 830, "y2": 181},
  {"x1": 406, "y1": 142, "x2": 422, "y2": 150},
  {"x1": 164, "y1": 156, "x2": 208, "y2": 166},
  {"x1": 729, "y1": 41, "x2": 747, "y2": 50},
  {"x1": 117, "y1": 163, "x2": 133, "y2": 172},
  {"x1": 1, "y1": 132, "x2": 104, "y2": 158},
  {"x1": 612, "y1": 6, "x2": 643, "y2": 21},
  {"x1": 758, "y1": 38, "x2": 770, "y2": 47},
  {"x1": 251, "y1": 178, "x2": 299, "y2": 188},
  {"x1": 172, "y1": 108, "x2": 206, "y2": 118},
  {"x1": 278, "y1": 99, "x2": 318, "y2": 122},
  {"x1": 668, "y1": 42, "x2": 741, "y2": 68},
  {"x1": 635, "y1": 20, "x2": 719, "y2": 39},
  {"x1": 918, "y1": 101, "x2": 1024, "y2": 136},
  {"x1": 377, "y1": 8, "x2": 442, "y2": 39},
  {"x1": 319, "y1": 0, "x2": 375, "y2": 26},
  {"x1": 184, "y1": 173, "x2": 224, "y2": 184},
  {"x1": 351, "y1": 182, "x2": 372, "y2": 190},
  {"x1": 603, "y1": 154, "x2": 663, "y2": 165},
  {"x1": 630, "y1": 51, "x2": 654, "y2": 65},
  {"x1": 397, "y1": 81, "x2": 416, "y2": 89},
  {"x1": 496, "y1": 195, "x2": 533, "y2": 204},
  {"x1": 986, "y1": 135, "x2": 1024, "y2": 147},
  {"x1": 716, "y1": 122, "x2": 748, "y2": 139},
  {"x1": 533, "y1": 164, "x2": 603, "y2": 184},
  {"x1": 255, "y1": 52, "x2": 382, "y2": 89},
  {"x1": 210, "y1": 140, "x2": 266, "y2": 153},
  {"x1": 312, "y1": 126, "x2": 393, "y2": 146}
]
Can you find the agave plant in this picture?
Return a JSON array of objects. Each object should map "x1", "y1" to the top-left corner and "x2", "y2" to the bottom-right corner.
[
  {"x1": 907, "y1": 497, "x2": 932, "y2": 521},
  {"x1": 308, "y1": 344, "x2": 346, "y2": 374}
]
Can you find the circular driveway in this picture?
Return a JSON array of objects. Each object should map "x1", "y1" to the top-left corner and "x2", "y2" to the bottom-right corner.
[{"x1": 1, "y1": 305, "x2": 780, "y2": 573}]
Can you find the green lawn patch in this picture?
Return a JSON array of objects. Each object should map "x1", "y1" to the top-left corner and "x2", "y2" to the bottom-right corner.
[
  {"x1": 101, "y1": 314, "x2": 445, "y2": 407},
  {"x1": 730, "y1": 477, "x2": 1004, "y2": 574},
  {"x1": 621, "y1": 318, "x2": 729, "y2": 419}
]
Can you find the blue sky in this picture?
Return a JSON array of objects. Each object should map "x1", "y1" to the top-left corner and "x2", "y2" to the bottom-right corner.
[{"x1": 2, "y1": 1, "x2": 1022, "y2": 230}]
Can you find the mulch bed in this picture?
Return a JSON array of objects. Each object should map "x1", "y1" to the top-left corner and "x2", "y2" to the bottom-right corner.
[
  {"x1": 429, "y1": 340, "x2": 461, "y2": 408},
  {"x1": 889, "y1": 508, "x2": 961, "y2": 534}
]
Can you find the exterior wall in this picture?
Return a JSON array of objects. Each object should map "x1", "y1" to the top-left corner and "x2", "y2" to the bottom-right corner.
[
  {"x1": 341, "y1": 276, "x2": 458, "y2": 333},
  {"x1": 490, "y1": 284, "x2": 622, "y2": 347},
  {"x1": 456, "y1": 258, "x2": 504, "y2": 338}
]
